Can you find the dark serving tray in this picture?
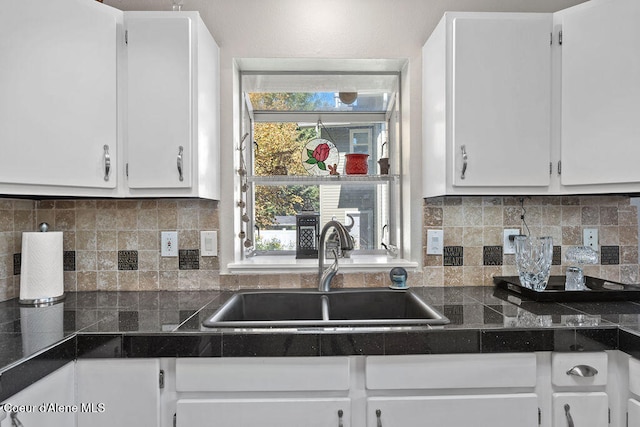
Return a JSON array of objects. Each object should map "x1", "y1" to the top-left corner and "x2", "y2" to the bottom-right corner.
[{"x1": 493, "y1": 275, "x2": 640, "y2": 302}]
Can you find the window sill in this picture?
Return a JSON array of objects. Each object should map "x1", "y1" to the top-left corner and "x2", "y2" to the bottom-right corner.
[{"x1": 228, "y1": 254, "x2": 418, "y2": 274}]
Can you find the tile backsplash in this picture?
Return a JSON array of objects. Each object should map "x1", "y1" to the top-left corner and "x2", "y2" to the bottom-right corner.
[
  {"x1": 423, "y1": 195, "x2": 639, "y2": 287},
  {"x1": 0, "y1": 195, "x2": 639, "y2": 302}
]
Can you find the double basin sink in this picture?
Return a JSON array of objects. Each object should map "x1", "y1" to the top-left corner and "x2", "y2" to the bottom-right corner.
[{"x1": 203, "y1": 288, "x2": 449, "y2": 330}]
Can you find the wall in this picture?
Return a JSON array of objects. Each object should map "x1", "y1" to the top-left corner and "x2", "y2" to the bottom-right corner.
[
  {"x1": 1, "y1": 194, "x2": 638, "y2": 303},
  {"x1": 423, "y1": 195, "x2": 639, "y2": 287}
]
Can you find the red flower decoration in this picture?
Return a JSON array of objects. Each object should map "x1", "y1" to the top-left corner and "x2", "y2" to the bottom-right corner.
[{"x1": 306, "y1": 142, "x2": 332, "y2": 171}]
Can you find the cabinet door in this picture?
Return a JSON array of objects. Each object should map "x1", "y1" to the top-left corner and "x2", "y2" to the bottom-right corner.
[
  {"x1": 629, "y1": 398, "x2": 640, "y2": 426},
  {"x1": 0, "y1": 0, "x2": 118, "y2": 190},
  {"x1": 126, "y1": 16, "x2": 193, "y2": 189},
  {"x1": 76, "y1": 359, "x2": 160, "y2": 427},
  {"x1": 367, "y1": 394, "x2": 538, "y2": 427},
  {"x1": 177, "y1": 398, "x2": 350, "y2": 427},
  {"x1": 552, "y1": 393, "x2": 608, "y2": 427},
  {"x1": 0, "y1": 363, "x2": 74, "y2": 427},
  {"x1": 559, "y1": 0, "x2": 640, "y2": 186},
  {"x1": 451, "y1": 15, "x2": 551, "y2": 188}
]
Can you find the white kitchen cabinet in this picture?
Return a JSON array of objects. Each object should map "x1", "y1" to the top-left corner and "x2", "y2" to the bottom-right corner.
[
  {"x1": 550, "y1": 352, "x2": 609, "y2": 427},
  {"x1": 557, "y1": 0, "x2": 640, "y2": 189},
  {"x1": 367, "y1": 395, "x2": 538, "y2": 427},
  {"x1": 177, "y1": 398, "x2": 351, "y2": 427},
  {"x1": 76, "y1": 358, "x2": 161, "y2": 427},
  {"x1": 423, "y1": 12, "x2": 553, "y2": 197},
  {"x1": 629, "y1": 398, "x2": 640, "y2": 426},
  {"x1": 175, "y1": 357, "x2": 351, "y2": 427},
  {"x1": 365, "y1": 354, "x2": 539, "y2": 427},
  {"x1": 0, "y1": 0, "x2": 120, "y2": 197},
  {"x1": 552, "y1": 392, "x2": 609, "y2": 427},
  {"x1": 124, "y1": 12, "x2": 220, "y2": 199},
  {"x1": 0, "y1": 363, "x2": 75, "y2": 427}
]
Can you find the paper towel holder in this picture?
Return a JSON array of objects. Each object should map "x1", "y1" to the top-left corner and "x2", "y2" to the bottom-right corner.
[{"x1": 19, "y1": 223, "x2": 66, "y2": 307}]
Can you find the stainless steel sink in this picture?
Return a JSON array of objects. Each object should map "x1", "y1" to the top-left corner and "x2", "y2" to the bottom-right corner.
[{"x1": 202, "y1": 288, "x2": 449, "y2": 329}]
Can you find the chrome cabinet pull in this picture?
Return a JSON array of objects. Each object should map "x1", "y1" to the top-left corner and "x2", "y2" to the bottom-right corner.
[
  {"x1": 103, "y1": 145, "x2": 111, "y2": 181},
  {"x1": 338, "y1": 409, "x2": 344, "y2": 427},
  {"x1": 460, "y1": 145, "x2": 468, "y2": 180},
  {"x1": 566, "y1": 365, "x2": 598, "y2": 377},
  {"x1": 376, "y1": 409, "x2": 382, "y2": 427},
  {"x1": 564, "y1": 404, "x2": 575, "y2": 427},
  {"x1": 10, "y1": 412, "x2": 24, "y2": 427},
  {"x1": 177, "y1": 146, "x2": 184, "y2": 182}
]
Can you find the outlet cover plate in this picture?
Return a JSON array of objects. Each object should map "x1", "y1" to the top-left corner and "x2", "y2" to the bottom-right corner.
[
  {"x1": 583, "y1": 228, "x2": 599, "y2": 249},
  {"x1": 503, "y1": 229, "x2": 520, "y2": 255},
  {"x1": 427, "y1": 230, "x2": 444, "y2": 255},
  {"x1": 161, "y1": 231, "x2": 178, "y2": 257}
]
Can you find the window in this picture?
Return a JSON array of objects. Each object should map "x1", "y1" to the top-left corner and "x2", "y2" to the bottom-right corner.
[{"x1": 237, "y1": 72, "x2": 401, "y2": 262}]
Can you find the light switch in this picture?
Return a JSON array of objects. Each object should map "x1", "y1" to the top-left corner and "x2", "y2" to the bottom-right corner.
[
  {"x1": 427, "y1": 229, "x2": 444, "y2": 255},
  {"x1": 201, "y1": 231, "x2": 218, "y2": 257}
]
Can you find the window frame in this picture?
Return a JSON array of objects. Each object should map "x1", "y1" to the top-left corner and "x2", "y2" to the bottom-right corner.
[{"x1": 237, "y1": 71, "x2": 403, "y2": 264}]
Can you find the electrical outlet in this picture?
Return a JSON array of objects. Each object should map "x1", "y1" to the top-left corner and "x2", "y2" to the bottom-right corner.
[
  {"x1": 583, "y1": 228, "x2": 599, "y2": 249},
  {"x1": 503, "y1": 229, "x2": 520, "y2": 255},
  {"x1": 161, "y1": 231, "x2": 178, "y2": 257},
  {"x1": 427, "y1": 230, "x2": 444, "y2": 255}
]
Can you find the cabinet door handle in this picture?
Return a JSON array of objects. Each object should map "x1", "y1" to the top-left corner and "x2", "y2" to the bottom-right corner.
[
  {"x1": 338, "y1": 409, "x2": 344, "y2": 427},
  {"x1": 376, "y1": 409, "x2": 382, "y2": 427},
  {"x1": 103, "y1": 145, "x2": 111, "y2": 181},
  {"x1": 566, "y1": 364, "x2": 598, "y2": 377},
  {"x1": 460, "y1": 145, "x2": 468, "y2": 180},
  {"x1": 10, "y1": 412, "x2": 24, "y2": 427},
  {"x1": 564, "y1": 404, "x2": 575, "y2": 427},
  {"x1": 177, "y1": 146, "x2": 184, "y2": 182}
]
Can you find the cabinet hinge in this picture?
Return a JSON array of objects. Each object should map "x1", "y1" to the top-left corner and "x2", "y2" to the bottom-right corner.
[
  {"x1": 538, "y1": 408, "x2": 542, "y2": 425},
  {"x1": 609, "y1": 407, "x2": 611, "y2": 424},
  {"x1": 549, "y1": 162, "x2": 552, "y2": 175},
  {"x1": 125, "y1": 30, "x2": 128, "y2": 45},
  {"x1": 557, "y1": 160, "x2": 562, "y2": 175},
  {"x1": 126, "y1": 163, "x2": 129, "y2": 178},
  {"x1": 173, "y1": 413, "x2": 177, "y2": 427},
  {"x1": 159, "y1": 369, "x2": 165, "y2": 389},
  {"x1": 550, "y1": 32, "x2": 553, "y2": 45},
  {"x1": 559, "y1": 30, "x2": 563, "y2": 45}
]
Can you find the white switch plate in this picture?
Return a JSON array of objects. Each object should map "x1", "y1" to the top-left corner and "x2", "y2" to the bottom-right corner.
[
  {"x1": 427, "y1": 229, "x2": 444, "y2": 255},
  {"x1": 161, "y1": 231, "x2": 178, "y2": 257},
  {"x1": 503, "y1": 229, "x2": 520, "y2": 255},
  {"x1": 201, "y1": 231, "x2": 218, "y2": 257},
  {"x1": 583, "y1": 228, "x2": 599, "y2": 249}
]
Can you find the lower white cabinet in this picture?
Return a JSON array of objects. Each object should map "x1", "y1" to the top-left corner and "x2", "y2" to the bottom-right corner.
[
  {"x1": 629, "y1": 398, "x2": 640, "y2": 426},
  {"x1": 0, "y1": 363, "x2": 75, "y2": 427},
  {"x1": 177, "y1": 398, "x2": 350, "y2": 427},
  {"x1": 76, "y1": 358, "x2": 160, "y2": 427},
  {"x1": 552, "y1": 392, "x2": 608, "y2": 427},
  {"x1": 367, "y1": 395, "x2": 539, "y2": 427}
]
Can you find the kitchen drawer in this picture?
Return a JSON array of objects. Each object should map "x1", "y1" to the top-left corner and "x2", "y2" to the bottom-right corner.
[
  {"x1": 551, "y1": 352, "x2": 607, "y2": 387},
  {"x1": 629, "y1": 357, "x2": 640, "y2": 395},
  {"x1": 365, "y1": 354, "x2": 536, "y2": 390},
  {"x1": 176, "y1": 357, "x2": 350, "y2": 392}
]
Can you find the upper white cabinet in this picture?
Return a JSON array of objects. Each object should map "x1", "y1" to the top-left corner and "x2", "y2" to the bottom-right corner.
[
  {"x1": 0, "y1": 0, "x2": 120, "y2": 197},
  {"x1": 0, "y1": 4, "x2": 220, "y2": 199},
  {"x1": 124, "y1": 12, "x2": 220, "y2": 199},
  {"x1": 422, "y1": 12, "x2": 553, "y2": 198},
  {"x1": 557, "y1": 0, "x2": 640, "y2": 189},
  {"x1": 423, "y1": 0, "x2": 640, "y2": 197}
]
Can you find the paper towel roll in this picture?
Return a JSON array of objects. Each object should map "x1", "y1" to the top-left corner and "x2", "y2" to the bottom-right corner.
[{"x1": 20, "y1": 231, "x2": 65, "y2": 304}]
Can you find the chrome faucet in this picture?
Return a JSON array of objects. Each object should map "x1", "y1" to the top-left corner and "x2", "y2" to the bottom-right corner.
[{"x1": 318, "y1": 220, "x2": 354, "y2": 292}]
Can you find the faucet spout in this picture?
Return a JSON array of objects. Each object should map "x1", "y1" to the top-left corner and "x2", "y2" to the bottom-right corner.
[{"x1": 318, "y1": 220, "x2": 354, "y2": 292}]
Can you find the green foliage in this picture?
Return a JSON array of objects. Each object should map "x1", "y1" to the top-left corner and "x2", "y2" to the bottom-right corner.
[
  {"x1": 255, "y1": 236, "x2": 295, "y2": 251},
  {"x1": 249, "y1": 92, "x2": 322, "y2": 229}
]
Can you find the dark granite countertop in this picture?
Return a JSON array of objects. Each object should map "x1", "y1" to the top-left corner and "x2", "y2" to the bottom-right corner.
[{"x1": 2, "y1": 286, "x2": 640, "y2": 401}]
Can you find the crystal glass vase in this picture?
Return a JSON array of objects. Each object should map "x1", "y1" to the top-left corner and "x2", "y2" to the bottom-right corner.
[{"x1": 514, "y1": 236, "x2": 553, "y2": 292}]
